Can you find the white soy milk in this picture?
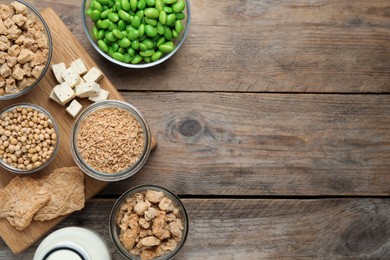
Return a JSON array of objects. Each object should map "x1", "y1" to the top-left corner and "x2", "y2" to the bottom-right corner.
[{"x1": 33, "y1": 227, "x2": 111, "y2": 260}]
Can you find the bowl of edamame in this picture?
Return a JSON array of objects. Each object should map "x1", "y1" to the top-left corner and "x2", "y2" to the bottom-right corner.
[{"x1": 82, "y1": 0, "x2": 190, "y2": 68}]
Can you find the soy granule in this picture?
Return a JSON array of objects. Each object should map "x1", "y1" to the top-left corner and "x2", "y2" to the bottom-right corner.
[{"x1": 77, "y1": 107, "x2": 144, "y2": 174}]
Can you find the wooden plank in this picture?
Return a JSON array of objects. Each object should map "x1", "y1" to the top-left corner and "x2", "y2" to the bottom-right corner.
[
  {"x1": 30, "y1": 0, "x2": 390, "y2": 93},
  {"x1": 2, "y1": 198, "x2": 390, "y2": 259},
  {"x1": 0, "y1": 8, "x2": 125, "y2": 254},
  {"x1": 96, "y1": 92, "x2": 390, "y2": 196}
]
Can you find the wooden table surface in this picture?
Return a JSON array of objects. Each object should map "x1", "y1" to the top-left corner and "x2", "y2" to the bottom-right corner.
[{"x1": 1, "y1": 0, "x2": 390, "y2": 259}]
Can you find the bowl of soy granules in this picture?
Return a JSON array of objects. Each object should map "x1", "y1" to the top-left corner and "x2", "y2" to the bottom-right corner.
[{"x1": 0, "y1": 103, "x2": 59, "y2": 174}]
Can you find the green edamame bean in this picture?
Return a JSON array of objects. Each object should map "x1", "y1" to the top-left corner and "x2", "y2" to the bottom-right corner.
[
  {"x1": 131, "y1": 39, "x2": 140, "y2": 49},
  {"x1": 108, "y1": 0, "x2": 115, "y2": 7},
  {"x1": 108, "y1": 46, "x2": 115, "y2": 56},
  {"x1": 145, "y1": 17, "x2": 158, "y2": 27},
  {"x1": 146, "y1": 0, "x2": 155, "y2": 6},
  {"x1": 122, "y1": 31, "x2": 128, "y2": 37},
  {"x1": 97, "y1": 0, "x2": 110, "y2": 5},
  {"x1": 164, "y1": 27, "x2": 172, "y2": 40},
  {"x1": 173, "y1": 0, "x2": 185, "y2": 13},
  {"x1": 140, "y1": 49, "x2": 155, "y2": 57},
  {"x1": 118, "y1": 47, "x2": 125, "y2": 54},
  {"x1": 97, "y1": 29, "x2": 105, "y2": 40},
  {"x1": 130, "y1": 0, "x2": 138, "y2": 11},
  {"x1": 104, "y1": 37, "x2": 110, "y2": 44},
  {"x1": 145, "y1": 24, "x2": 157, "y2": 37},
  {"x1": 131, "y1": 54, "x2": 142, "y2": 64},
  {"x1": 111, "y1": 42, "x2": 120, "y2": 51},
  {"x1": 92, "y1": 25, "x2": 99, "y2": 40},
  {"x1": 135, "y1": 10, "x2": 144, "y2": 19},
  {"x1": 128, "y1": 47, "x2": 136, "y2": 56},
  {"x1": 118, "y1": 37, "x2": 131, "y2": 48},
  {"x1": 164, "y1": 41, "x2": 174, "y2": 47},
  {"x1": 112, "y1": 28, "x2": 123, "y2": 39},
  {"x1": 159, "y1": 43, "x2": 174, "y2": 53},
  {"x1": 138, "y1": 23, "x2": 145, "y2": 37},
  {"x1": 145, "y1": 8, "x2": 159, "y2": 19},
  {"x1": 157, "y1": 22, "x2": 165, "y2": 35},
  {"x1": 155, "y1": 0, "x2": 163, "y2": 11},
  {"x1": 156, "y1": 37, "x2": 165, "y2": 47},
  {"x1": 92, "y1": 1, "x2": 103, "y2": 12},
  {"x1": 87, "y1": 8, "x2": 93, "y2": 16},
  {"x1": 108, "y1": 12, "x2": 119, "y2": 22},
  {"x1": 131, "y1": 16, "x2": 141, "y2": 28},
  {"x1": 144, "y1": 57, "x2": 151, "y2": 62},
  {"x1": 139, "y1": 35, "x2": 147, "y2": 41},
  {"x1": 112, "y1": 52, "x2": 125, "y2": 62},
  {"x1": 151, "y1": 50, "x2": 162, "y2": 61},
  {"x1": 163, "y1": 6, "x2": 173, "y2": 13},
  {"x1": 118, "y1": 10, "x2": 131, "y2": 22},
  {"x1": 127, "y1": 28, "x2": 139, "y2": 40},
  {"x1": 142, "y1": 38, "x2": 154, "y2": 49},
  {"x1": 115, "y1": 1, "x2": 122, "y2": 11},
  {"x1": 118, "y1": 20, "x2": 127, "y2": 30},
  {"x1": 100, "y1": 10, "x2": 111, "y2": 19},
  {"x1": 159, "y1": 11, "x2": 167, "y2": 24},
  {"x1": 164, "y1": 0, "x2": 177, "y2": 4},
  {"x1": 108, "y1": 21, "x2": 117, "y2": 31},
  {"x1": 175, "y1": 12, "x2": 185, "y2": 20},
  {"x1": 124, "y1": 53, "x2": 132, "y2": 63},
  {"x1": 90, "y1": 10, "x2": 101, "y2": 22},
  {"x1": 106, "y1": 31, "x2": 117, "y2": 41},
  {"x1": 121, "y1": 0, "x2": 131, "y2": 11},
  {"x1": 172, "y1": 29, "x2": 178, "y2": 38},
  {"x1": 166, "y1": 13, "x2": 176, "y2": 26},
  {"x1": 174, "y1": 20, "x2": 183, "y2": 33},
  {"x1": 98, "y1": 40, "x2": 109, "y2": 52},
  {"x1": 138, "y1": 0, "x2": 146, "y2": 10},
  {"x1": 139, "y1": 43, "x2": 147, "y2": 51},
  {"x1": 99, "y1": 19, "x2": 110, "y2": 29}
]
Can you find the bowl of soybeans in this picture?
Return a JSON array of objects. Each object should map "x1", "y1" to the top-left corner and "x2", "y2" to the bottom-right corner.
[
  {"x1": 82, "y1": 0, "x2": 191, "y2": 68},
  {"x1": 0, "y1": 103, "x2": 60, "y2": 174}
]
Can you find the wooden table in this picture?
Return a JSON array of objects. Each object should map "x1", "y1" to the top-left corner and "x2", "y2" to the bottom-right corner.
[{"x1": 1, "y1": 0, "x2": 390, "y2": 258}]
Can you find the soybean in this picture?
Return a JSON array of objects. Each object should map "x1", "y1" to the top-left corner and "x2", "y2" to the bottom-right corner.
[{"x1": 88, "y1": 0, "x2": 187, "y2": 64}]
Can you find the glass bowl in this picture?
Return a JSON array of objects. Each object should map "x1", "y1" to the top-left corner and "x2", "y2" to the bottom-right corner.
[
  {"x1": 82, "y1": 0, "x2": 191, "y2": 68},
  {"x1": 71, "y1": 100, "x2": 152, "y2": 182},
  {"x1": 109, "y1": 185, "x2": 189, "y2": 260},
  {"x1": 0, "y1": 103, "x2": 60, "y2": 174},
  {"x1": 0, "y1": 0, "x2": 53, "y2": 100}
]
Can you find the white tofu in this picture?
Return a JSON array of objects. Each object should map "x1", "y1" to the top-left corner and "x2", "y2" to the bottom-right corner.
[
  {"x1": 88, "y1": 89, "x2": 109, "y2": 102},
  {"x1": 53, "y1": 82, "x2": 76, "y2": 105},
  {"x1": 79, "y1": 77, "x2": 86, "y2": 84},
  {"x1": 52, "y1": 62, "x2": 66, "y2": 83},
  {"x1": 75, "y1": 82, "x2": 100, "y2": 98},
  {"x1": 49, "y1": 89, "x2": 63, "y2": 106},
  {"x1": 83, "y1": 67, "x2": 103, "y2": 83},
  {"x1": 61, "y1": 67, "x2": 80, "y2": 88},
  {"x1": 66, "y1": 99, "x2": 83, "y2": 118},
  {"x1": 70, "y1": 59, "x2": 88, "y2": 75}
]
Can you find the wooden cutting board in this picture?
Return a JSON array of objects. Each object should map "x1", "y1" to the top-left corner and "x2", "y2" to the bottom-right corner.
[{"x1": 0, "y1": 8, "x2": 155, "y2": 254}]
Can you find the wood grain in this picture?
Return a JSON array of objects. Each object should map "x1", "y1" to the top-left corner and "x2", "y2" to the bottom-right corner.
[
  {"x1": 2, "y1": 198, "x2": 390, "y2": 259},
  {"x1": 93, "y1": 92, "x2": 390, "y2": 196},
  {"x1": 0, "y1": 8, "x2": 124, "y2": 254},
  {"x1": 30, "y1": 0, "x2": 390, "y2": 93}
]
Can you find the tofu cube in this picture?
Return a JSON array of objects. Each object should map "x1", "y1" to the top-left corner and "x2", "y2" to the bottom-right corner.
[
  {"x1": 88, "y1": 89, "x2": 109, "y2": 102},
  {"x1": 70, "y1": 59, "x2": 88, "y2": 75},
  {"x1": 66, "y1": 99, "x2": 83, "y2": 118},
  {"x1": 83, "y1": 67, "x2": 103, "y2": 83},
  {"x1": 49, "y1": 89, "x2": 63, "y2": 106},
  {"x1": 75, "y1": 82, "x2": 100, "y2": 98},
  {"x1": 52, "y1": 62, "x2": 66, "y2": 83},
  {"x1": 53, "y1": 82, "x2": 76, "y2": 105},
  {"x1": 61, "y1": 67, "x2": 80, "y2": 88}
]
